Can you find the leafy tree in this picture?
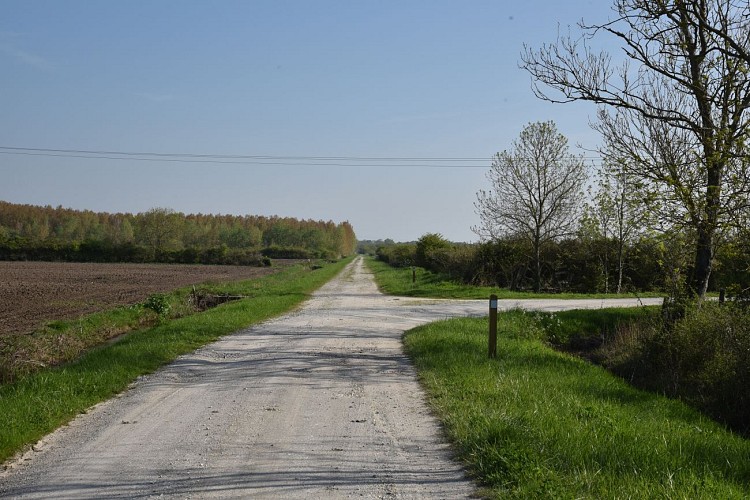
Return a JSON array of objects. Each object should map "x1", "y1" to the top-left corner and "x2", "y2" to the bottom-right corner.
[
  {"x1": 137, "y1": 207, "x2": 183, "y2": 253},
  {"x1": 474, "y1": 121, "x2": 587, "y2": 292},
  {"x1": 415, "y1": 233, "x2": 450, "y2": 269},
  {"x1": 522, "y1": 0, "x2": 750, "y2": 297},
  {"x1": 0, "y1": 202, "x2": 357, "y2": 263},
  {"x1": 116, "y1": 218, "x2": 135, "y2": 244},
  {"x1": 26, "y1": 217, "x2": 50, "y2": 242}
]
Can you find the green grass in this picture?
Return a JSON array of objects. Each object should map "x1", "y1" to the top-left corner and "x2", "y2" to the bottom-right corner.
[
  {"x1": 366, "y1": 257, "x2": 661, "y2": 299},
  {"x1": 404, "y1": 315, "x2": 750, "y2": 498},
  {"x1": 0, "y1": 258, "x2": 351, "y2": 464},
  {"x1": 518, "y1": 306, "x2": 660, "y2": 350}
]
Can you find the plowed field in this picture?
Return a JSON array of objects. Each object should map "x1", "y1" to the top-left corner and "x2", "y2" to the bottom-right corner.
[{"x1": 0, "y1": 261, "x2": 294, "y2": 336}]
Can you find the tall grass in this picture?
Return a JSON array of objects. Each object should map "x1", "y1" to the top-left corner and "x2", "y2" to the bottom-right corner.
[
  {"x1": 0, "y1": 258, "x2": 351, "y2": 464},
  {"x1": 404, "y1": 315, "x2": 750, "y2": 498}
]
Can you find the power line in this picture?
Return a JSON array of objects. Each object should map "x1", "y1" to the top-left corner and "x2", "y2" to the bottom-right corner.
[
  {"x1": 0, "y1": 151, "x2": 490, "y2": 168},
  {"x1": 0, "y1": 146, "x2": 491, "y2": 162},
  {"x1": 0, "y1": 146, "x2": 605, "y2": 168}
]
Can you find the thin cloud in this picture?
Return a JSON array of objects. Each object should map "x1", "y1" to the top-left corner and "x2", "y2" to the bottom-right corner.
[{"x1": 0, "y1": 43, "x2": 54, "y2": 71}]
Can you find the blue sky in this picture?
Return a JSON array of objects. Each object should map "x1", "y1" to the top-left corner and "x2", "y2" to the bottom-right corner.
[{"x1": 1, "y1": 0, "x2": 613, "y2": 242}]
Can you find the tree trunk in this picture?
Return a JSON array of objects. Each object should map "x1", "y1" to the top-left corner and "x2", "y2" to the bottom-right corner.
[
  {"x1": 616, "y1": 188, "x2": 625, "y2": 295},
  {"x1": 534, "y1": 235, "x2": 541, "y2": 293},
  {"x1": 690, "y1": 162, "x2": 722, "y2": 298},
  {"x1": 691, "y1": 226, "x2": 713, "y2": 297},
  {"x1": 616, "y1": 241, "x2": 624, "y2": 295},
  {"x1": 603, "y1": 246, "x2": 609, "y2": 294}
]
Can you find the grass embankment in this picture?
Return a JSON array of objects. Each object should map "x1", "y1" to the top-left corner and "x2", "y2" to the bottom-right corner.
[
  {"x1": 0, "y1": 258, "x2": 351, "y2": 464},
  {"x1": 366, "y1": 257, "x2": 659, "y2": 299},
  {"x1": 404, "y1": 312, "x2": 750, "y2": 498}
]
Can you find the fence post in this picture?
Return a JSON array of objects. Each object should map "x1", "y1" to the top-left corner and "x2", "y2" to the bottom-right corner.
[{"x1": 488, "y1": 294, "x2": 498, "y2": 359}]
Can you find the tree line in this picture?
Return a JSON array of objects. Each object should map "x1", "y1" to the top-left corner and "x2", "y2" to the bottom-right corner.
[
  {"x1": 371, "y1": 228, "x2": 749, "y2": 296},
  {"x1": 0, "y1": 201, "x2": 356, "y2": 264}
]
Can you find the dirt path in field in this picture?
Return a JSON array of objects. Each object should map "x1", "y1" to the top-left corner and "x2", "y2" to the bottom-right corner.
[{"x1": 0, "y1": 257, "x2": 661, "y2": 499}]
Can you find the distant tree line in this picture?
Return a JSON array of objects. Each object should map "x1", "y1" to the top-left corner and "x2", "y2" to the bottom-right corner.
[
  {"x1": 0, "y1": 202, "x2": 356, "y2": 264},
  {"x1": 376, "y1": 231, "x2": 749, "y2": 295}
]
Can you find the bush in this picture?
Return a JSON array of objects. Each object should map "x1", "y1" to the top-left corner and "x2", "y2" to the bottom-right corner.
[
  {"x1": 592, "y1": 301, "x2": 750, "y2": 436},
  {"x1": 376, "y1": 243, "x2": 416, "y2": 267},
  {"x1": 142, "y1": 294, "x2": 171, "y2": 317},
  {"x1": 473, "y1": 239, "x2": 531, "y2": 289},
  {"x1": 423, "y1": 245, "x2": 478, "y2": 283},
  {"x1": 666, "y1": 302, "x2": 750, "y2": 433},
  {"x1": 414, "y1": 233, "x2": 450, "y2": 268}
]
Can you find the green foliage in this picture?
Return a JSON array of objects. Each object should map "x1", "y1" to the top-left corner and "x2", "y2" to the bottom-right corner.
[
  {"x1": 414, "y1": 233, "x2": 450, "y2": 268},
  {"x1": 141, "y1": 294, "x2": 171, "y2": 317},
  {"x1": 376, "y1": 233, "x2": 676, "y2": 294},
  {"x1": 714, "y1": 232, "x2": 750, "y2": 293},
  {"x1": 666, "y1": 303, "x2": 750, "y2": 433},
  {"x1": 539, "y1": 307, "x2": 657, "y2": 350},
  {"x1": 138, "y1": 207, "x2": 183, "y2": 253},
  {"x1": 356, "y1": 238, "x2": 395, "y2": 256},
  {"x1": 404, "y1": 317, "x2": 750, "y2": 498},
  {"x1": 537, "y1": 302, "x2": 750, "y2": 436},
  {"x1": 603, "y1": 302, "x2": 750, "y2": 435},
  {"x1": 375, "y1": 242, "x2": 416, "y2": 267},
  {"x1": 261, "y1": 246, "x2": 315, "y2": 259},
  {"x1": 366, "y1": 258, "x2": 656, "y2": 300},
  {"x1": 0, "y1": 201, "x2": 357, "y2": 264}
]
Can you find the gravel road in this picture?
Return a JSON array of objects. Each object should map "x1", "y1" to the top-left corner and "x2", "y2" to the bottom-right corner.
[{"x1": 1, "y1": 257, "x2": 661, "y2": 499}]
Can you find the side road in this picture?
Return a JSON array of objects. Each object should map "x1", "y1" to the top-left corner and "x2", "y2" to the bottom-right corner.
[{"x1": 1, "y1": 257, "x2": 661, "y2": 499}]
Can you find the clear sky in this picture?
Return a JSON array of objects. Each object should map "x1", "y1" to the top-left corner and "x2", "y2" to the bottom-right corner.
[{"x1": 1, "y1": 0, "x2": 614, "y2": 242}]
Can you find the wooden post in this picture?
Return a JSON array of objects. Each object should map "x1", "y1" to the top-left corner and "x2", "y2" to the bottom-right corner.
[
  {"x1": 412, "y1": 266, "x2": 416, "y2": 283},
  {"x1": 488, "y1": 294, "x2": 498, "y2": 359}
]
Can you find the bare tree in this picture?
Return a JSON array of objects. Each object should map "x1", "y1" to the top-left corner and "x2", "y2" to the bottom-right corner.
[
  {"x1": 474, "y1": 121, "x2": 587, "y2": 292},
  {"x1": 521, "y1": 0, "x2": 750, "y2": 297},
  {"x1": 586, "y1": 156, "x2": 648, "y2": 294}
]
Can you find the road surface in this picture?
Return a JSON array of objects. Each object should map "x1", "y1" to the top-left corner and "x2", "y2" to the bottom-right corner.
[{"x1": 1, "y1": 257, "x2": 660, "y2": 499}]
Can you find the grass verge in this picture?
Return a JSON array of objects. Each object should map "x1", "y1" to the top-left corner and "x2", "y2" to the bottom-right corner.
[
  {"x1": 0, "y1": 258, "x2": 351, "y2": 464},
  {"x1": 404, "y1": 315, "x2": 750, "y2": 498},
  {"x1": 366, "y1": 257, "x2": 660, "y2": 299}
]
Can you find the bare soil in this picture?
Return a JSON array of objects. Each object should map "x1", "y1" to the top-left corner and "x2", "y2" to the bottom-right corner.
[{"x1": 0, "y1": 261, "x2": 297, "y2": 336}]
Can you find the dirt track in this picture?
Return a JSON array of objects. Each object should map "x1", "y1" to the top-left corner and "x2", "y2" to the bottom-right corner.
[{"x1": 0, "y1": 257, "x2": 661, "y2": 498}]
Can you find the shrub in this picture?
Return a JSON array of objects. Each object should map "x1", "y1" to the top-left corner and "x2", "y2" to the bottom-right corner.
[
  {"x1": 142, "y1": 294, "x2": 171, "y2": 317},
  {"x1": 666, "y1": 302, "x2": 750, "y2": 433},
  {"x1": 414, "y1": 233, "x2": 450, "y2": 268},
  {"x1": 592, "y1": 301, "x2": 750, "y2": 436},
  {"x1": 424, "y1": 245, "x2": 478, "y2": 283},
  {"x1": 376, "y1": 243, "x2": 416, "y2": 267}
]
